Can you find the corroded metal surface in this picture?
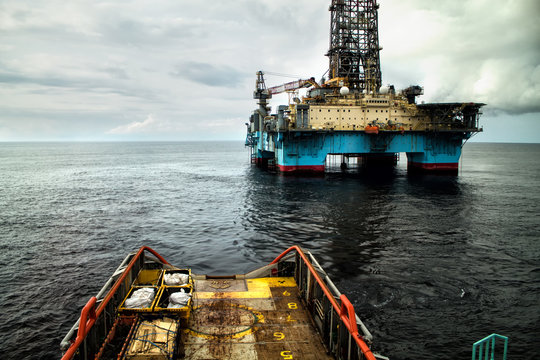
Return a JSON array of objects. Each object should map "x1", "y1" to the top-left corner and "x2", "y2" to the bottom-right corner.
[
  {"x1": 182, "y1": 277, "x2": 332, "y2": 360},
  {"x1": 196, "y1": 279, "x2": 247, "y2": 292}
]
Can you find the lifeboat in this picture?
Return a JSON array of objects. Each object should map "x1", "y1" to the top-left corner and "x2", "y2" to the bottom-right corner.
[{"x1": 364, "y1": 125, "x2": 379, "y2": 134}]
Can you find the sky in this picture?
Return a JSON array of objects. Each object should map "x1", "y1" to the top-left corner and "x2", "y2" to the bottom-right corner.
[{"x1": 0, "y1": 0, "x2": 539, "y2": 142}]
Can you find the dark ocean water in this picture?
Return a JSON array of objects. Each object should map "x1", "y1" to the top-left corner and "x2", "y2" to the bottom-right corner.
[{"x1": 0, "y1": 141, "x2": 538, "y2": 360}]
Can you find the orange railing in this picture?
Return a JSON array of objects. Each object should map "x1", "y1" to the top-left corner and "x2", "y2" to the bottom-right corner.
[
  {"x1": 271, "y1": 245, "x2": 376, "y2": 360},
  {"x1": 61, "y1": 246, "x2": 169, "y2": 360}
]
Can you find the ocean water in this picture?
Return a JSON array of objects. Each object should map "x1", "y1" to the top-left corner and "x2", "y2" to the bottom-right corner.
[{"x1": 0, "y1": 141, "x2": 538, "y2": 359}]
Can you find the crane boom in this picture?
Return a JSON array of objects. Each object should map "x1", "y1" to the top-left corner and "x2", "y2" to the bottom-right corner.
[{"x1": 267, "y1": 78, "x2": 318, "y2": 95}]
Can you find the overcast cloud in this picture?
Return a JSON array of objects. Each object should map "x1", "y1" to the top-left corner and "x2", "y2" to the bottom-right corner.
[{"x1": 0, "y1": 0, "x2": 538, "y2": 142}]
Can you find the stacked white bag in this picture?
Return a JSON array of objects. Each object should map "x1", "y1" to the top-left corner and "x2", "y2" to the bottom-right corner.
[
  {"x1": 164, "y1": 273, "x2": 189, "y2": 286},
  {"x1": 124, "y1": 288, "x2": 155, "y2": 308},
  {"x1": 167, "y1": 288, "x2": 192, "y2": 308}
]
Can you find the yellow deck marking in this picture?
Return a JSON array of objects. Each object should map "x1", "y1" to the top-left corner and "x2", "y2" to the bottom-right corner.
[
  {"x1": 281, "y1": 350, "x2": 293, "y2": 359},
  {"x1": 195, "y1": 277, "x2": 296, "y2": 299},
  {"x1": 184, "y1": 276, "x2": 333, "y2": 359},
  {"x1": 253, "y1": 277, "x2": 296, "y2": 288}
]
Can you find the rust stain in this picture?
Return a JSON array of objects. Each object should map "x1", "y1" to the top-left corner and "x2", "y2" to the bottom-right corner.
[
  {"x1": 187, "y1": 300, "x2": 264, "y2": 340},
  {"x1": 208, "y1": 280, "x2": 232, "y2": 289}
]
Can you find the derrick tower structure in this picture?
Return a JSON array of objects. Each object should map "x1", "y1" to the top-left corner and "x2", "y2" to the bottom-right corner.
[{"x1": 328, "y1": 0, "x2": 381, "y2": 92}]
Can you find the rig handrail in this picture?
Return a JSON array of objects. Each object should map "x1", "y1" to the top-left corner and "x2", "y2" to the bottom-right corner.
[
  {"x1": 271, "y1": 245, "x2": 376, "y2": 360},
  {"x1": 61, "y1": 246, "x2": 170, "y2": 360}
]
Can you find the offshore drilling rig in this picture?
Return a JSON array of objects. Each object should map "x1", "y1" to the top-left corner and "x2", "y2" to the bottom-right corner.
[{"x1": 246, "y1": 0, "x2": 484, "y2": 174}]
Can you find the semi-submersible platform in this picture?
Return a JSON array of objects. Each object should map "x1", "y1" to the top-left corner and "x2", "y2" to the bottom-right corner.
[{"x1": 246, "y1": 0, "x2": 484, "y2": 174}]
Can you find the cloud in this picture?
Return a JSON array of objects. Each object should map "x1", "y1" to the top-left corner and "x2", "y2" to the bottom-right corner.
[
  {"x1": 171, "y1": 62, "x2": 249, "y2": 88},
  {"x1": 0, "y1": 0, "x2": 539, "y2": 141},
  {"x1": 0, "y1": 1, "x2": 102, "y2": 38},
  {"x1": 107, "y1": 114, "x2": 161, "y2": 134},
  {"x1": 379, "y1": 0, "x2": 540, "y2": 115}
]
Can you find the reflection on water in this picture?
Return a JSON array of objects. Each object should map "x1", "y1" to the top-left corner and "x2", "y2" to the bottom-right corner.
[
  {"x1": 0, "y1": 142, "x2": 538, "y2": 359},
  {"x1": 241, "y1": 165, "x2": 470, "y2": 279}
]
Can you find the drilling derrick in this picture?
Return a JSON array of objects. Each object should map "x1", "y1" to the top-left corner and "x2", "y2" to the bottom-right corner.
[{"x1": 328, "y1": 0, "x2": 381, "y2": 92}]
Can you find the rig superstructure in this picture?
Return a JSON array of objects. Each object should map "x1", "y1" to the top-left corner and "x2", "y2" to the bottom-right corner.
[{"x1": 246, "y1": 0, "x2": 484, "y2": 174}]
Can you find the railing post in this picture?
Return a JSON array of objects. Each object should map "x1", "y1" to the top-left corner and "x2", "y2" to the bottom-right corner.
[
  {"x1": 339, "y1": 295, "x2": 359, "y2": 335},
  {"x1": 472, "y1": 334, "x2": 508, "y2": 360}
]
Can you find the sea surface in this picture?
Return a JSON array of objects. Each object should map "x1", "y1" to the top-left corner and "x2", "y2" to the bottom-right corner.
[{"x1": 0, "y1": 141, "x2": 539, "y2": 360}]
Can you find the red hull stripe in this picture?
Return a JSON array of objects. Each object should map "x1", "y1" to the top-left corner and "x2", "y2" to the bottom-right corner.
[
  {"x1": 409, "y1": 162, "x2": 458, "y2": 170},
  {"x1": 277, "y1": 164, "x2": 325, "y2": 172}
]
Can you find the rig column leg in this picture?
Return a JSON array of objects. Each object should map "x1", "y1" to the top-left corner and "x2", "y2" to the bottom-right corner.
[
  {"x1": 406, "y1": 134, "x2": 464, "y2": 174},
  {"x1": 406, "y1": 151, "x2": 461, "y2": 174},
  {"x1": 275, "y1": 137, "x2": 326, "y2": 174}
]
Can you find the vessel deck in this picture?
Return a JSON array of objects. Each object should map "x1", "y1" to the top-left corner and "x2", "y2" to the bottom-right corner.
[
  {"x1": 183, "y1": 276, "x2": 332, "y2": 359},
  {"x1": 60, "y1": 246, "x2": 378, "y2": 360}
]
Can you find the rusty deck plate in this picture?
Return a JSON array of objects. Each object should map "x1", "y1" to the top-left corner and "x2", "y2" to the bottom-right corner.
[{"x1": 181, "y1": 277, "x2": 332, "y2": 360}]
